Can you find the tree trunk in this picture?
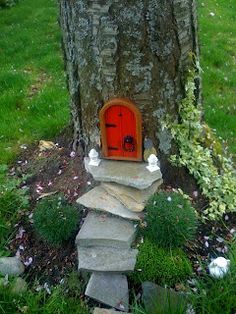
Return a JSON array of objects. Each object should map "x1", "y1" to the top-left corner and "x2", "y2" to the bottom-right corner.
[{"x1": 58, "y1": 0, "x2": 200, "y2": 171}]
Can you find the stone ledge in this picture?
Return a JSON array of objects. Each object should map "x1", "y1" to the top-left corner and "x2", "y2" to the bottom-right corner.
[
  {"x1": 102, "y1": 179, "x2": 163, "y2": 212},
  {"x1": 78, "y1": 246, "x2": 138, "y2": 273},
  {"x1": 86, "y1": 273, "x2": 129, "y2": 312},
  {"x1": 93, "y1": 308, "x2": 130, "y2": 314},
  {"x1": 84, "y1": 157, "x2": 162, "y2": 190},
  {"x1": 76, "y1": 186, "x2": 141, "y2": 221},
  {"x1": 75, "y1": 212, "x2": 136, "y2": 249}
]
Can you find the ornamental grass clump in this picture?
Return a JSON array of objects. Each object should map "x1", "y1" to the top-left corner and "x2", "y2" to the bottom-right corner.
[
  {"x1": 34, "y1": 195, "x2": 79, "y2": 246},
  {"x1": 144, "y1": 192, "x2": 197, "y2": 248}
]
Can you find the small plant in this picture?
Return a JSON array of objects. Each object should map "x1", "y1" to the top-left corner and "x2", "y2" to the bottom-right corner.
[
  {"x1": 0, "y1": 165, "x2": 29, "y2": 251},
  {"x1": 144, "y1": 192, "x2": 197, "y2": 248},
  {"x1": 163, "y1": 70, "x2": 236, "y2": 220},
  {"x1": 34, "y1": 195, "x2": 79, "y2": 246},
  {"x1": 130, "y1": 239, "x2": 192, "y2": 286},
  {"x1": 190, "y1": 242, "x2": 236, "y2": 313}
]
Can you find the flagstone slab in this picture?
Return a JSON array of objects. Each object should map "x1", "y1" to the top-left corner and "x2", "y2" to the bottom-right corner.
[
  {"x1": 84, "y1": 158, "x2": 162, "y2": 190},
  {"x1": 76, "y1": 186, "x2": 141, "y2": 221},
  {"x1": 75, "y1": 212, "x2": 136, "y2": 249},
  {"x1": 102, "y1": 179, "x2": 163, "y2": 212},
  {"x1": 78, "y1": 246, "x2": 138, "y2": 272},
  {"x1": 93, "y1": 308, "x2": 130, "y2": 314},
  {"x1": 142, "y1": 281, "x2": 187, "y2": 313},
  {"x1": 86, "y1": 273, "x2": 129, "y2": 311}
]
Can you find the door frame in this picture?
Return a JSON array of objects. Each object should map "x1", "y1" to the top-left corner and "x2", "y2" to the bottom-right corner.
[{"x1": 99, "y1": 98, "x2": 142, "y2": 161}]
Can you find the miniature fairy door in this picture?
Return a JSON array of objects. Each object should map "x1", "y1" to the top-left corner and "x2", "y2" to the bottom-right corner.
[{"x1": 99, "y1": 98, "x2": 142, "y2": 161}]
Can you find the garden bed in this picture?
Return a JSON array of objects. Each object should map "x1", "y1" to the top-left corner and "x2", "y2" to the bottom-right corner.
[{"x1": 5, "y1": 135, "x2": 236, "y2": 293}]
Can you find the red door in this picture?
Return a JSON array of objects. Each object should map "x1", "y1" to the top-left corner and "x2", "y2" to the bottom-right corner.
[{"x1": 104, "y1": 105, "x2": 137, "y2": 159}]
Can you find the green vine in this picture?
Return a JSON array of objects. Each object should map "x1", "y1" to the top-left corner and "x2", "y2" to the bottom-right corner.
[{"x1": 164, "y1": 70, "x2": 236, "y2": 220}]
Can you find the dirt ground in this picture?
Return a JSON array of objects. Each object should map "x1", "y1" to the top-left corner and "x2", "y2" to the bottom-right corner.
[{"x1": 8, "y1": 132, "x2": 95, "y2": 285}]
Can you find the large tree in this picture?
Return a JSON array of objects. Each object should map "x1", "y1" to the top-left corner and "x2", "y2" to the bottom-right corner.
[{"x1": 58, "y1": 0, "x2": 200, "y2": 171}]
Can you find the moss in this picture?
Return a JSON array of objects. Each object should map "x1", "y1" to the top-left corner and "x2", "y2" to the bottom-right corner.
[{"x1": 131, "y1": 239, "x2": 192, "y2": 286}]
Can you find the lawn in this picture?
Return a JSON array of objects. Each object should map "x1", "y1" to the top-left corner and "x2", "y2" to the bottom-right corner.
[
  {"x1": 0, "y1": 0, "x2": 69, "y2": 164},
  {"x1": 198, "y1": 0, "x2": 236, "y2": 155},
  {"x1": 0, "y1": 0, "x2": 235, "y2": 164}
]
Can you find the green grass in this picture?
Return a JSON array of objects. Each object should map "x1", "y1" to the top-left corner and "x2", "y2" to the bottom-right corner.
[
  {"x1": 0, "y1": 0, "x2": 69, "y2": 164},
  {"x1": 190, "y1": 242, "x2": 236, "y2": 313},
  {"x1": 0, "y1": 282, "x2": 89, "y2": 314},
  {"x1": 131, "y1": 242, "x2": 236, "y2": 314},
  {"x1": 0, "y1": 0, "x2": 235, "y2": 162},
  {"x1": 199, "y1": 0, "x2": 236, "y2": 155}
]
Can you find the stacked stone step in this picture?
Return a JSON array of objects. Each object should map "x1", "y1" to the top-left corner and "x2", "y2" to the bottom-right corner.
[{"x1": 76, "y1": 158, "x2": 162, "y2": 312}]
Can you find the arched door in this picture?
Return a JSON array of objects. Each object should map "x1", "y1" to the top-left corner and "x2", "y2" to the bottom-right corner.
[{"x1": 99, "y1": 98, "x2": 142, "y2": 161}]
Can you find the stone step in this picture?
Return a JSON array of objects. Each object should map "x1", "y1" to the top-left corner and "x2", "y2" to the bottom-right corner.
[
  {"x1": 75, "y1": 212, "x2": 137, "y2": 249},
  {"x1": 102, "y1": 179, "x2": 163, "y2": 212},
  {"x1": 93, "y1": 308, "x2": 130, "y2": 314},
  {"x1": 86, "y1": 273, "x2": 129, "y2": 312},
  {"x1": 76, "y1": 186, "x2": 141, "y2": 221},
  {"x1": 78, "y1": 246, "x2": 138, "y2": 273},
  {"x1": 84, "y1": 157, "x2": 162, "y2": 190}
]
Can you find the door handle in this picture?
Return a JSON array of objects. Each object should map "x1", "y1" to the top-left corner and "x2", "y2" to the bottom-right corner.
[{"x1": 123, "y1": 135, "x2": 135, "y2": 152}]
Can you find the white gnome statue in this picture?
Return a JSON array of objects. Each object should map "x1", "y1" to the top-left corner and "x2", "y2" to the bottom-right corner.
[
  {"x1": 146, "y1": 154, "x2": 160, "y2": 172},
  {"x1": 209, "y1": 257, "x2": 230, "y2": 279},
  {"x1": 88, "y1": 149, "x2": 101, "y2": 166}
]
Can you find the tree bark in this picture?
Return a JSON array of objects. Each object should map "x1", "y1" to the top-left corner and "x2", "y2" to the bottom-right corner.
[{"x1": 58, "y1": 0, "x2": 200, "y2": 168}]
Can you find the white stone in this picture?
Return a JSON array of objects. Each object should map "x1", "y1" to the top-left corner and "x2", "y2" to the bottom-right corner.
[
  {"x1": 88, "y1": 149, "x2": 101, "y2": 166},
  {"x1": 146, "y1": 154, "x2": 160, "y2": 173},
  {"x1": 0, "y1": 257, "x2": 25, "y2": 276},
  {"x1": 209, "y1": 257, "x2": 230, "y2": 279}
]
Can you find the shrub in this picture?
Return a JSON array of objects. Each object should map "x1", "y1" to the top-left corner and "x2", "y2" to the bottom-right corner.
[
  {"x1": 144, "y1": 192, "x2": 197, "y2": 247},
  {"x1": 131, "y1": 239, "x2": 192, "y2": 286},
  {"x1": 34, "y1": 195, "x2": 79, "y2": 246}
]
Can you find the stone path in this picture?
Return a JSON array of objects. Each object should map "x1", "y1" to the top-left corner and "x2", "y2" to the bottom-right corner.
[
  {"x1": 76, "y1": 158, "x2": 162, "y2": 312},
  {"x1": 75, "y1": 212, "x2": 137, "y2": 249}
]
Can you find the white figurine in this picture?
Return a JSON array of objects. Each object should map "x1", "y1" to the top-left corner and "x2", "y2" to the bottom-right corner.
[
  {"x1": 146, "y1": 154, "x2": 160, "y2": 173},
  {"x1": 88, "y1": 149, "x2": 101, "y2": 166},
  {"x1": 209, "y1": 257, "x2": 230, "y2": 279}
]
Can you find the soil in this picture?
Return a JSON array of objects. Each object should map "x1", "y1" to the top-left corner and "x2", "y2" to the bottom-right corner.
[
  {"x1": 6, "y1": 130, "x2": 236, "y2": 289},
  {"x1": 8, "y1": 130, "x2": 95, "y2": 285}
]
